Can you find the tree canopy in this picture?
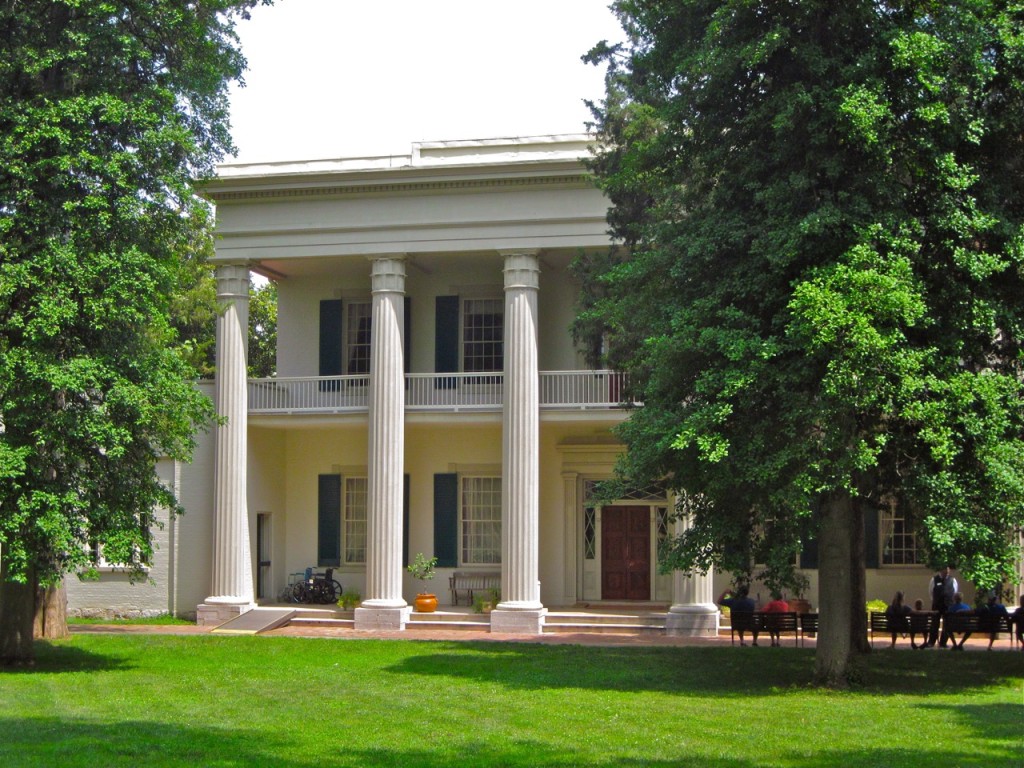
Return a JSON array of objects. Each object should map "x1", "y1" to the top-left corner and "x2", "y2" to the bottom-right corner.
[
  {"x1": 580, "y1": 0, "x2": 1024, "y2": 685},
  {"x1": 0, "y1": 0, "x2": 269, "y2": 663}
]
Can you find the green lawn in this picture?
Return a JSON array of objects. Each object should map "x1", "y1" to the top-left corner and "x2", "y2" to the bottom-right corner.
[{"x1": 1, "y1": 635, "x2": 1021, "y2": 767}]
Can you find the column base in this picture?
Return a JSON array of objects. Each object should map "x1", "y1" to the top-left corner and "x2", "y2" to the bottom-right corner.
[
  {"x1": 665, "y1": 603, "x2": 720, "y2": 637},
  {"x1": 354, "y1": 605, "x2": 412, "y2": 631},
  {"x1": 196, "y1": 600, "x2": 255, "y2": 627},
  {"x1": 490, "y1": 607, "x2": 547, "y2": 635}
]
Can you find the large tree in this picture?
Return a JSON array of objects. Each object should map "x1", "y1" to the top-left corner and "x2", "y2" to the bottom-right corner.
[
  {"x1": 0, "y1": 0, "x2": 269, "y2": 665},
  {"x1": 580, "y1": 1, "x2": 1024, "y2": 685}
]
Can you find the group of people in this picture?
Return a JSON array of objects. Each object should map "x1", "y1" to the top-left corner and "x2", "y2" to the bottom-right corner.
[
  {"x1": 718, "y1": 564, "x2": 1024, "y2": 651},
  {"x1": 885, "y1": 565, "x2": 1024, "y2": 651},
  {"x1": 717, "y1": 586, "x2": 791, "y2": 647}
]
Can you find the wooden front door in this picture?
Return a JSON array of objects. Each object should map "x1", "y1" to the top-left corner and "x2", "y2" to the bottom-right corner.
[{"x1": 601, "y1": 506, "x2": 651, "y2": 600}]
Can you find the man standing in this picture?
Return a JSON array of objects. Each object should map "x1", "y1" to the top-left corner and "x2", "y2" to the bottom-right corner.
[{"x1": 924, "y1": 565, "x2": 958, "y2": 648}]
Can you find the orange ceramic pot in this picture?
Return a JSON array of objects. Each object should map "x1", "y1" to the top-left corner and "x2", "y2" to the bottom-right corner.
[{"x1": 414, "y1": 593, "x2": 438, "y2": 613}]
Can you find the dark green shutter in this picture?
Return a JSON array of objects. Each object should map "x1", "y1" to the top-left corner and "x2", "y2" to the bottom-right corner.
[
  {"x1": 433, "y1": 473, "x2": 458, "y2": 568},
  {"x1": 403, "y1": 474, "x2": 410, "y2": 567},
  {"x1": 435, "y1": 295, "x2": 459, "y2": 388},
  {"x1": 404, "y1": 296, "x2": 412, "y2": 374},
  {"x1": 318, "y1": 474, "x2": 341, "y2": 567},
  {"x1": 864, "y1": 506, "x2": 880, "y2": 569},
  {"x1": 800, "y1": 536, "x2": 819, "y2": 570},
  {"x1": 319, "y1": 299, "x2": 343, "y2": 391}
]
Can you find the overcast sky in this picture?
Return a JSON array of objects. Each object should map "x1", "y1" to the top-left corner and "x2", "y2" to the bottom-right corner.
[{"x1": 226, "y1": 0, "x2": 623, "y2": 163}]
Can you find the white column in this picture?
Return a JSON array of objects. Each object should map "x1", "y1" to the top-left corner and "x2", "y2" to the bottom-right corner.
[
  {"x1": 492, "y1": 250, "x2": 546, "y2": 634},
  {"x1": 665, "y1": 506, "x2": 720, "y2": 636},
  {"x1": 355, "y1": 256, "x2": 411, "y2": 630},
  {"x1": 198, "y1": 264, "x2": 255, "y2": 626}
]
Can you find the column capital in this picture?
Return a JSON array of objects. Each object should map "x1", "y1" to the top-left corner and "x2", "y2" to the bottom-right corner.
[
  {"x1": 215, "y1": 264, "x2": 250, "y2": 300},
  {"x1": 501, "y1": 251, "x2": 540, "y2": 291},
  {"x1": 369, "y1": 255, "x2": 407, "y2": 295}
]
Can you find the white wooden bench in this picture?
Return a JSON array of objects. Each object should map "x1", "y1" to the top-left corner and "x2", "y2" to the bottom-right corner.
[{"x1": 449, "y1": 571, "x2": 501, "y2": 606}]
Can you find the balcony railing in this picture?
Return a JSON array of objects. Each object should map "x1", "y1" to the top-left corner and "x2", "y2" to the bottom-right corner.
[{"x1": 247, "y1": 371, "x2": 629, "y2": 414}]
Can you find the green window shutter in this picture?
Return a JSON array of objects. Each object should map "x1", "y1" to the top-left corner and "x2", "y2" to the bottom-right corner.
[
  {"x1": 800, "y1": 536, "x2": 819, "y2": 570},
  {"x1": 318, "y1": 474, "x2": 341, "y2": 567},
  {"x1": 403, "y1": 474, "x2": 410, "y2": 567},
  {"x1": 404, "y1": 296, "x2": 412, "y2": 374},
  {"x1": 319, "y1": 299, "x2": 343, "y2": 391},
  {"x1": 864, "y1": 506, "x2": 880, "y2": 569},
  {"x1": 435, "y1": 296, "x2": 459, "y2": 388},
  {"x1": 433, "y1": 473, "x2": 458, "y2": 568}
]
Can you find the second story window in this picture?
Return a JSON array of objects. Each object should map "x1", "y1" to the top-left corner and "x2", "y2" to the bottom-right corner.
[
  {"x1": 881, "y1": 509, "x2": 920, "y2": 566},
  {"x1": 462, "y1": 298, "x2": 503, "y2": 372},
  {"x1": 345, "y1": 301, "x2": 372, "y2": 375}
]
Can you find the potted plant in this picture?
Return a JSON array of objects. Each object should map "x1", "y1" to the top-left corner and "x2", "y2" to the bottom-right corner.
[
  {"x1": 407, "y1": 552, "x2": 439, "y2": 613},
  {"x1": 473, "y1": 588, "x2": 500, "y2": 614},
  {"x1": 337, "y1": 591, "x2": 361, "y2": 611}
]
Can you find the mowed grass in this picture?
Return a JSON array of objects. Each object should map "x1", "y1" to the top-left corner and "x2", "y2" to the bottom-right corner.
[{"x1": 1, "y1": 635, "x2": 1021, "y2": 768}]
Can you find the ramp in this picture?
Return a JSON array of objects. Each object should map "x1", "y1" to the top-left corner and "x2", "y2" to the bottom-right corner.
[{"x1": 211, "y1": 607, "x2": 296, "y2": 635}]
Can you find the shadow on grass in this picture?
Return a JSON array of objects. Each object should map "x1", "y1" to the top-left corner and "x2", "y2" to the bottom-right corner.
[
  {"x1": 5, "y1": 718, "x2": 1011, "y2": 768},
  {"x1": 0, "y1": 642, "x2": 133, "y2": 675},
  {"x1": 389, "y1": 642, "x2": 1024, "y2": 697}
]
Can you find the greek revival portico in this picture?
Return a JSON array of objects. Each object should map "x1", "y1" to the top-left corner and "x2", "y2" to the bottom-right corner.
[{"x1": 198, "y1": 136, "x2": 718, "y2": 634}]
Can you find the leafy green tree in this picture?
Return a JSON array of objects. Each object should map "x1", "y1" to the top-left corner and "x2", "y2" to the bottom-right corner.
[
  {"x1": 580, "y1": 1, "x2": 1024, "y2": 686},
  {"x1": 248, "y1": 278, "x2": 277, "y2": 378},
  {"x1": 0, "y1": 0, "x2": 269, "y2": 664}
]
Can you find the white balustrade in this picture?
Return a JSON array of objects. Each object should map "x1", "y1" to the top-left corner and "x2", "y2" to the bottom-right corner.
[{"x1": 247, "y1": 371, "x2": 630, "y2": 414}]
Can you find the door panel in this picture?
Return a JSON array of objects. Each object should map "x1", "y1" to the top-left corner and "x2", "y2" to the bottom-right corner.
[{"x1": 601, "y1": 506, "x2": 651, "y2": 600}]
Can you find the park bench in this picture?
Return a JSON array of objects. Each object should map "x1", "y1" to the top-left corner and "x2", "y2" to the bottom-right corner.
[
  {"x1": 449, "y1": 571, "x2": 501, "y2": 606},
  {"x1": 870, "y1": 611, "x2": 936, "y2": 648},
  {"x1": 798, "y1": 612, "x2": 818, "y2": 647},
  {"x1": 762, "y1": 611, "x2": 799, "y2": 647},
  {"x1": 943, "y1": 612, "x2": 1017, "y2": 649},
  {"x1": 728, "y1": 611, "x2": 799, "y2": 646}
]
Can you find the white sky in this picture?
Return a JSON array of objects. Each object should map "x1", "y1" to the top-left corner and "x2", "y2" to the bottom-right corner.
[{"x1": 227, "y1": 0, "x2": 623, "y2": 163}]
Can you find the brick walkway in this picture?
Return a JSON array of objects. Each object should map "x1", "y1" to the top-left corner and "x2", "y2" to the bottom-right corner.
[{"x1": 68, "y1": 622, "x2": 1023, "y2": 651}]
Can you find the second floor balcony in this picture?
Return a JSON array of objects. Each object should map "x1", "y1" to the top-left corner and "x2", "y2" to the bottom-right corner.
[{"x1": 248, "y1": 370, "x2": 631, "y2": 415}]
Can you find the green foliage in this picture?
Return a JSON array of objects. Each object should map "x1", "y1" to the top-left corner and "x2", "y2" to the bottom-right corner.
[
  {"x1": 406, "y1": 552, "x2": 437, "y2": 586},
  {"x1": 337, "y1": 591, "x2": 361, "y2": 611},
  {"x1": 580, "y1": 0, "x2": 1024, "y2": 603},
  {"x1": 473, "y1": 588, "x2": 501, "y2": 613},
  {"x1": 866, "y1": 600, "x2": 888, "y2": 614},
  {"x1": 0, "y1": 0, "x2": 270, "y2": 595},
  {"x1": 248, "y1": 278, "x2": 277, "y2": 378}
]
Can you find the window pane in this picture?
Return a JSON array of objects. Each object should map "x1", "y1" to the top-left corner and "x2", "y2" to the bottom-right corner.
[
  {"x1": 346, "y1": 302, "x2": 372, "y2": 375},
  {"x1": 462, "y1": 298, "x2": 503, "y2": 373},
  {"x1": 881, "y1": 510, "x2": 920, "y2": 565},
  {"x1": 461, "y1": 476, "x2": 502, "y2": 564},
  {"x1": 344, "y1": 477, "x2": 368, "y2": 564}
]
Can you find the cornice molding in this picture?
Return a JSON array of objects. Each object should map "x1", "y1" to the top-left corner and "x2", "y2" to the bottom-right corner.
[{"x1": 207, "y1": 173, "x2": 595, "y2": 204}]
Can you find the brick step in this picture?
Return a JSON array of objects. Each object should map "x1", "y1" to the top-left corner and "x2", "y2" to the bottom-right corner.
[
  {"x1": 543, "y1": 621, "x2": 665, "y2": 635},
  {"x1": 408, "y1": 610, "x2": 489, "y2": 625},
  {"x1": 406, "y1": 620, "x2": 491, "y2": 632},
  {"x1": 545, "y1": 611, "x2": 667, "y2": 627},
  {"x1": 289, "y1": 617, "x2": 355, "y2": 629}
]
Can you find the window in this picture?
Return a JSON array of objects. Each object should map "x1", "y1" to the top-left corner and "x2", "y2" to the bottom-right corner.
[
  {"x1": 461, "y1": 476, "x2": 502, "y2": 564},
  {"x1": 343, "y1": 477, "x2": 368, "y2": 564},
  {"x1": 462, "y1": 298, "x2": 503, "y2": 373},
  {"x1": 345, "y1": 301, "x2": 372, "y2": 375},
  {"x1": 881, "y1": 509, "x2": 920, "y2": 565}
]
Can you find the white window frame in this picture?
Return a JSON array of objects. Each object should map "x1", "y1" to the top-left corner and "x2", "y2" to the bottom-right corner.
[
  {"x1": 345, "y1": 300, "x2": 372, "y2": 376},
  {"x1": 880, "y1": 508, "x2": 921, "y2": 566},
  {"x1": 461, "y1": 297, "x2": 503, "y2": 374},
  {"x1": 460, "y1": 475, "x2": 502, "y2": 565},
  {"x1": 342, "y1": 476, "x2": 368, "y2": 565}
]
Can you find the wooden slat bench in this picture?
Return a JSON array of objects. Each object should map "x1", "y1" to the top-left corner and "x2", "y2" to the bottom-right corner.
[
  {"x1": 798, "y1": 612, "x2": 818, "y2": 647},
  {"x1": 449, "y1": 571, "x2": 501, "y2": 606},
  {"x1": 870, "y1": 611, "x2": 936, "y2": 648},
  {"x1": 728, "y1": 611, "x2": 799, "y2": 647}
]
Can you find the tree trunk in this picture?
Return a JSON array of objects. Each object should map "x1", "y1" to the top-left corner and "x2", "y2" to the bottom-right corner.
[
  {"x1": 0, "y1": 558, "x2": 38, "y2": 666},
  {"x1": 34, "y1": 579, "x2": 69, "y2": 640},
  {"x1": 849, "y1": 497, "x2": 869, "y2": 653},
  {"x1": 814, "y1": 490, "x2": 854, "y2": 688}
]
